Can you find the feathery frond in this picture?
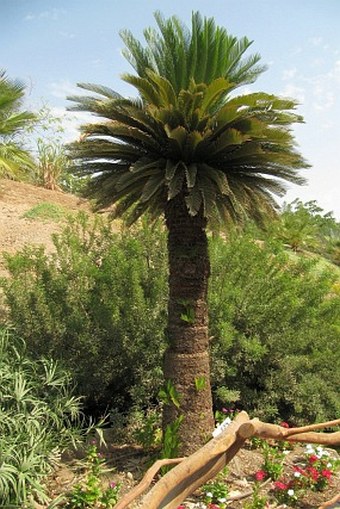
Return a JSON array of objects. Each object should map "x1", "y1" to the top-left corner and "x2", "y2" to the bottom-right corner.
[{"x1": 68, "y1": 12, "x2": 309, "y2": 227}]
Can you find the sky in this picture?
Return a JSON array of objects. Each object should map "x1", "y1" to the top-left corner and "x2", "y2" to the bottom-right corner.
[{"x1": 1, "y1": 0, "x2": 340, "y2": 218}]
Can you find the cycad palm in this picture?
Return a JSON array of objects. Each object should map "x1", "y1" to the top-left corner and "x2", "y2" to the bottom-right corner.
[
  {"x1": 69, "y1": 12, "x2": 309, "y2": 454},
  {"x1": 0, "y1": 70, "x2": 35, "y2": 179}
]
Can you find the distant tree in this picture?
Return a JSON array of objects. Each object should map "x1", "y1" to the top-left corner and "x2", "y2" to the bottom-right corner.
[
  {"x1": 273, "y1": 199, "x2": 340, "y2": 264},
  {"x1": 68, "y1": 12, "x2": 309, "y2": 454},
  {"x1": 0, "y1": 70, "x2": 35, "y2": 179}
]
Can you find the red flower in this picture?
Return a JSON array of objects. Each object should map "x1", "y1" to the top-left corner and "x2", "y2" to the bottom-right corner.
[
  {"x1": 321, "y1": 469, "x2": 332, "y2": 479},
  {"x1": 177, "y1": 506, "x2": 186, "y2": 509},
  {"x1": 274, "y1": 481, "x2": 288, "y2": 490},
  {"x1": 307, "y1": 466, "x2": 319, "y2": 481},
  {"x1": 280, "y1": 421, "x2": 290, "y2": 428},
  {"x1": 255, "y1": 470, "x2": 267, "y2": 481},
  {"x1": 294, "y1": 465, "x2": 305, "y2": 475},
  {"x1": 309, "y1": 454, "x2": 318, "y2": 463}
]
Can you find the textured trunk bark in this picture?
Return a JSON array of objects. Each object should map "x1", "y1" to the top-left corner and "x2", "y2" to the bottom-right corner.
[{"x1": 163, "y1": 195, "x2": 214, "y2": 455}]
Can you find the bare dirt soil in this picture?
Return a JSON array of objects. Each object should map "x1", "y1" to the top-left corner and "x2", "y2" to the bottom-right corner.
[{"x1": 0, "y1": 179, "x2": 91, "y2": 275}]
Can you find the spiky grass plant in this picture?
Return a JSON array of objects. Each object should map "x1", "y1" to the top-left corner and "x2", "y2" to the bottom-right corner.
[{"x1": 0, "y1": 327, "x2": 85, "y2": 507}]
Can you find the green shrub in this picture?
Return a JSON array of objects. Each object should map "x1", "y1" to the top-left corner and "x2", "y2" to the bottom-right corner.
[
  {"x1": 1, "y1": 215, "x2": 339, "y2": 424},
  {"x1": 209, "y1": 231, "x2": 340, "y2": 423},
  {"x1": 1, "y1": 213, "x2": 168, "y2": 414},
  {"x1": 0, "y1": 327, "x2": 85, "y2": 507}
]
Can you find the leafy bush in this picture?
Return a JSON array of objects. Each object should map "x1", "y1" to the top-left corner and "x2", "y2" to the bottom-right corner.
[
  {"x1": 0, "y1": 327, "x2": 85, "y2": 507},
  {"x1": 1, "y1": 213, "x2": 168, "y2": 414},
  {"x1": 209, "y1": 230, "x2": 340, "y2": 423},
  {"x1": 1, "y1": 215, "x2": 339, "y2": 424}
]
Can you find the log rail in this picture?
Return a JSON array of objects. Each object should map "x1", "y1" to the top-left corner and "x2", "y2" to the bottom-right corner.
[{"x1": 115, "y1": 412, "x2": 340, "y2": 509}]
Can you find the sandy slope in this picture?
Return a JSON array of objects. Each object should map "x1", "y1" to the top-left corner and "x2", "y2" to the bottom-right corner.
[{"x1": 0, "y1": 179, "x2": 90, "y2": 275}]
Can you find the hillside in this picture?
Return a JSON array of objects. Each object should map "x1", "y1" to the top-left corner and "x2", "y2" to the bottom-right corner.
[{"x1": 0, "y1": 179, "x2": 91, "y2": 275}]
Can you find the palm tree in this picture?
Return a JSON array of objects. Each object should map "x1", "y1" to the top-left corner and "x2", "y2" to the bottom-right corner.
[
  {"x1": 68, "y1": 12, "x2": 309, "y2": 454},
  {"x1": 0, "y1": 70, "x2": 35, "y2": 179}
]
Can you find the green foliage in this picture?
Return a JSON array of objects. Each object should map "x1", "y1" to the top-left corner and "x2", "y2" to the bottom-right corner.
[
  {"x1": 178, "y1": 299, "x2": 196, "y2": 324},
  {"x1": 0, "y1": 70, "x2": 36, "y2": 179},
  {"x1": 1, "y1": 213, "x2": 168, "y2": 414},
  {"x1": 1, "y1": 211, "x2": 339, "y2": 424},
  {"x1": 261, "y1": 442, "x2": 286, "y2": 480},
  {"x1": 202, "y1": 474, "x2": 229, "y2": 508},
  {"x1": 194, "y1": 375, "x2": 207, "y2": 392},
  {"x1": 244, "y1": 482, "x2": 268, "y2": 509},
  {"x1": 35, "y1": 138, "x2": 70, "y2": 191},
  {"x1": 158, "y1": 379, "x2": 182, "y2": 408},
  {"x1": 0, "y1": 327, "x2": 85, "y2": 507},
  {"x1": 161, "y1": 415, "x2": 184, "y2": 466},
  {"x1": 64, "y1": 444, "x2": 120, "y2": 509},
  {"x1": 120, "y1": 11, "x2": 265, "y2": 93},
  {"x1": 209, "y1": 228, "x2": 340, "y2": 423},
  {"x1": 131, "y1": 407, "x2": 162, "y2": 451},
  {"x1": 275, "y1": 200, "x2": 340, "y2": 266},
  {"x1": 68, "y1": 12, "x2": 308, "y2": 228},
  {"x1": 23, "y1": 202, "x2": 68, "y2": 222}
]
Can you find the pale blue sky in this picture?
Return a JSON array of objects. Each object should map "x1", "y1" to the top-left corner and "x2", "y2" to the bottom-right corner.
[{"x1": 2, "y1": 0, "x2": 340, "y2": 218}]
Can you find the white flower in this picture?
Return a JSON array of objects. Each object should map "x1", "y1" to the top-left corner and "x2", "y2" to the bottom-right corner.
[
  {"x1": 218, "y1": 497, "x2": 227, "y2": 503},
  {"x1": 305, "y1": 446, "x2": 315, "y2": 455},
  {"x1": 288, "y1": 489, "x2": 295, "y2": 497},
  {"x1": 205, "y1": 492, "x2": 213, "y2": 498},
  {"x1": 283, "y1": 449, "x2": 290, "y2": 455},
  {"x1": 327, "y1": 462, "x2": 332, "y2": 468},
  {"x1": 294, "y1": 471, "x2": 301, "y2": 478}
]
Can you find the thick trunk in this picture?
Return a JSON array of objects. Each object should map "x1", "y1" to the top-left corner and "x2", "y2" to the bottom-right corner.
[{"x1": 163, "y1": 196, "x2": 214, "y2": 455}]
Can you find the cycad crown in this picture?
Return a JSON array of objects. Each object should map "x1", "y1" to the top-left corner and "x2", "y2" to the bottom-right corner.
[{"x1": 68, "y1": 11, "x2": 309, "y2": 227}]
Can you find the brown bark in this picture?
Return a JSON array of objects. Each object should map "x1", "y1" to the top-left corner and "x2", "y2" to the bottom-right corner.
[{"x1": 163, "y1": 196, "x2": 214, "y2": 455}]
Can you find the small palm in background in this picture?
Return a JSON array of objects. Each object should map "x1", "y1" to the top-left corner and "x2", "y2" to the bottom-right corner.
[{"x1": 0, "y1": 70, "x2": 35, "y2": 180}]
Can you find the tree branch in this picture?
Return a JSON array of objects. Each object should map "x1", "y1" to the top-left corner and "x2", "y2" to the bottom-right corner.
[
  {"x1": 114, "y1": 457, "x2": 185, "y2": 509},
  {"x1": 115, "y1": 415, "x2": 340, "y2": 509}
]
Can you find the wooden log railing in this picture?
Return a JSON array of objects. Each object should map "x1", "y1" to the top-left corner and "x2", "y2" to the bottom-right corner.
[{"x1": 115, "y1": 412, "x2": 340, "y2": 509}]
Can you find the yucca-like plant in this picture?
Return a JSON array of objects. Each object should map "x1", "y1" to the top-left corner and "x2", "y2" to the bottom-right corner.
[
  {"x1": 0, "y1": 327, "x2": 85, "y2": 507},
  {"x1": 68, "y1": 12, "x2": 309, "y2": 453},
  {"x1": 0, "y1": 70, "x2": 36, "y2": 179}
]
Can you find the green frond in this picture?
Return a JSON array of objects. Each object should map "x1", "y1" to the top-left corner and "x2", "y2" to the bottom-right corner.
[
  {"x1": 68, "y1": 13, "x2": 308, "y2": 227},
  {"x1": 167, "y1": 163, "x2": 185, "y2": 200},
  {"x1": 184, "y1": 163, "x2": 198, "y2": 189},
  {"x1": 145, "y1": 71, "x2": 178, "y2": 107},
  {"x1": 140, "y1": 173, "x2": 165, "y2": 202},
  {"x1": 76, "y1": 82, "x2": 123, "y2": 99},
  {"x1": 165, "y1": 159, "x2": 180, "y2": 182},
  {"x1": 122, "y1": 74, "x2": 161, "y2": 106},
  {"x1": 200, "y1": 77, "x2": 232, "y2": 113},
  {"x1": 185, "y1": 185, "x2": 202, "y2": 216}
]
